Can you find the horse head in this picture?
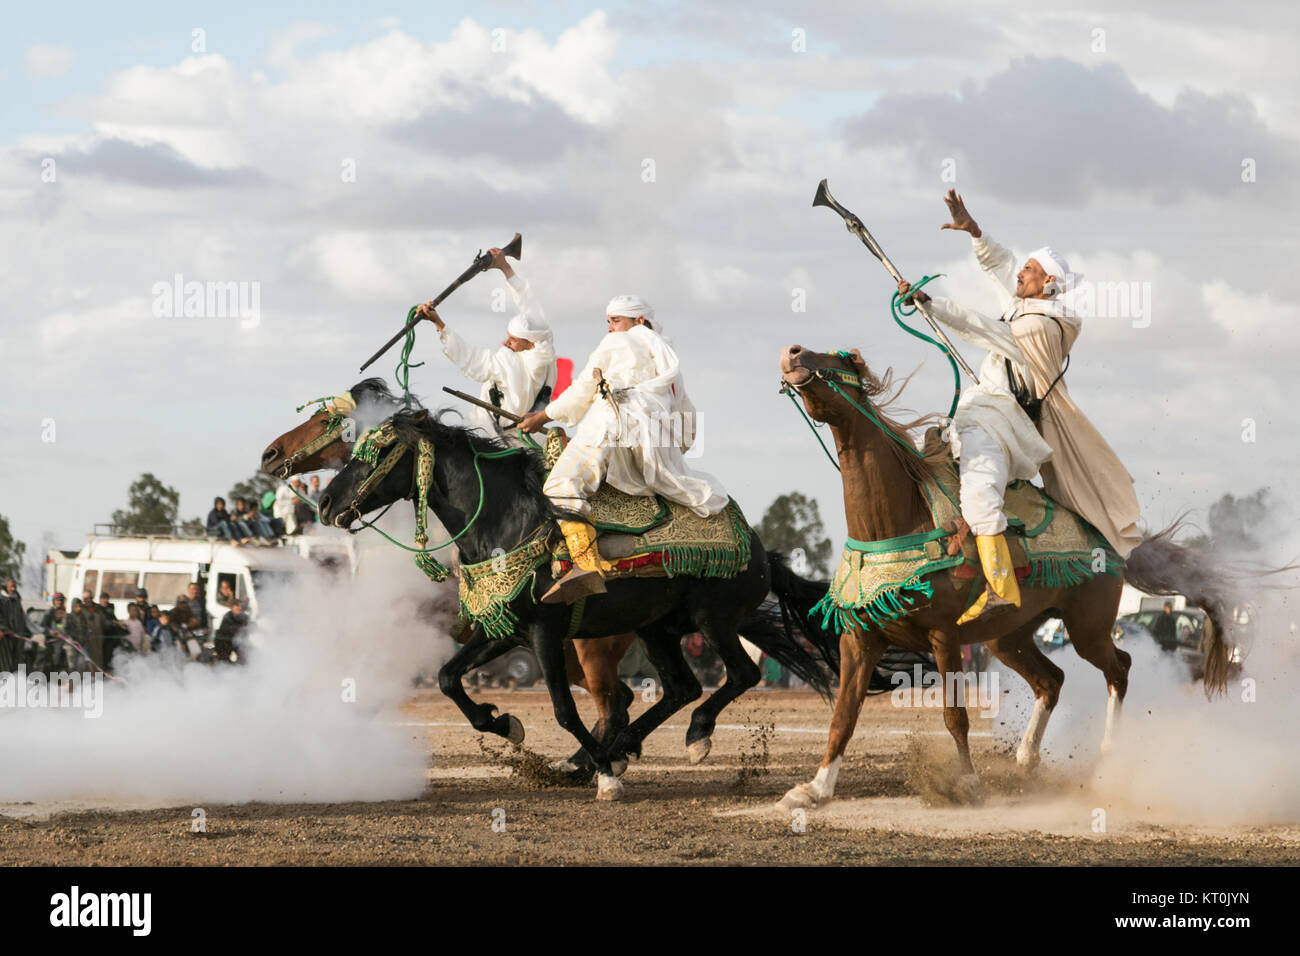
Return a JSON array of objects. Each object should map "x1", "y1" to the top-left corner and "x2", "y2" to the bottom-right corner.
[
  {"x1": 778, "y1": 344, "x2": 871, "y2": 429},
  {"x1": 260, "y1": 378, "x2": 414, "y2": 479},
  {"x1": 317, "y1": 407, "x2": 428, "y2": 530}
]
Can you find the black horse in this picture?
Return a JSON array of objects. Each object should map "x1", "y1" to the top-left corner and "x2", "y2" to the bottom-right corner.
[{"x1": 319, "y1": 407, "x2": 838, "y2": 800}]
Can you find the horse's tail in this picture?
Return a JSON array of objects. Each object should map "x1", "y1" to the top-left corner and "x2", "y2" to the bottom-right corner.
[
  {"x1": 1122, "y1": 523, "x2": 1244, "y2": 698},
  {"x1": 755, "y1": 551, "x2": 840, "y2": 683}
]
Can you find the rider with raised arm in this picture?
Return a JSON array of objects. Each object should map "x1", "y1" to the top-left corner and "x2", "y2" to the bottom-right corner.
[
  {"x1": 417, "y1": 248, "x2": 556, "y2": 444},
  {"x1": 899, "y1": 190, "x2": 1141, "y2": 625}
]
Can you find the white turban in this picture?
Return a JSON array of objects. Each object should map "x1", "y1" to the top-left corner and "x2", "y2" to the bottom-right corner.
[
  {"x1": 606, "y1": 294, "x2": 654, "y2": 324},
  {"x1": 1024, "y1": 246, "x2": 1082, "y2": 294},
  {"x1": 507, "y1": 311, "x2": 552, "y2": 345}
]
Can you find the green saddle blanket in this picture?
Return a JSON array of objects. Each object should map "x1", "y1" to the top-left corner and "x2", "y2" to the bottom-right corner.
[{"x1": 815, "y1": 440, "x2": 1122, "y2": 634}]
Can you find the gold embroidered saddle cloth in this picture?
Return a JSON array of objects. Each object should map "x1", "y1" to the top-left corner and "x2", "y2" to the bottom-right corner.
[{"x1": 540, "y1": 431, "x2": 751, "y2": 580}]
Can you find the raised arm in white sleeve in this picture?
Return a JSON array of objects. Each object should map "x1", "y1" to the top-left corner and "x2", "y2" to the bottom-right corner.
[
  {"x1": 972, "y1": 233, "x2": 1019, "y2": 304},
  {"x1": 506, "y1": 273, "x2": 545, "y2": 324},
  {"x1": 926, "y1": 295, "x2": 1025, "y2": 363},
  {"x1": 439, "y1": 327, "x2": 499, "y2": 383}
]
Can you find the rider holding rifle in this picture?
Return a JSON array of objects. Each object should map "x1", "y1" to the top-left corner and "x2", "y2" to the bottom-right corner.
[
  {"x1": 899, "y1": 190, "x2": 1141, "y2": 625},
  {"x1": 416, "y1": 248, "x2": 556, "y2": 444}
]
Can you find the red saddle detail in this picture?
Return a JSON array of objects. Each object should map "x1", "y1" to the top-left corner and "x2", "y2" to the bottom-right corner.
[
  {"x1": 555, "y1": 552, "x2": 665, "y2": 575},
  {"x1": 953, "y1": 563, "x2": 1031, "y2": 580}
]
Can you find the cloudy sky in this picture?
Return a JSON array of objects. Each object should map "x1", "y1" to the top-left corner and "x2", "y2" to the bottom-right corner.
[{"x1": 2, "y1": 1, "x2": 1297, "y2": 572}]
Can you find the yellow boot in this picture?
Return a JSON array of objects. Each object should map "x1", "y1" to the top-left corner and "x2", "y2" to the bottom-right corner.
[
  {"x1": 543, "y1": 520, "x2": 609, "y2": 605},
  {"x1": 956, "y1": 533, "x2": 1021, "y2": 625}
]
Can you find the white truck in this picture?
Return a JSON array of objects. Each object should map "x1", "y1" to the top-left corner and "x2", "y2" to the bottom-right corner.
[{"x1": 67, "y1": 528, "x2": 357, "y2": 624}]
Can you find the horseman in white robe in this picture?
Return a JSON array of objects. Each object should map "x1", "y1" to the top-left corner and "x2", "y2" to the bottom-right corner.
[
  {"x1": 899, "y1": 190, "x2": 1142, "y2": 625},
  {"x1": 417, "y1": 248, "x2": 556, "y2": 445},
  {"x1": 520, "y1": 295, "x2": 729, "y2": 604}
]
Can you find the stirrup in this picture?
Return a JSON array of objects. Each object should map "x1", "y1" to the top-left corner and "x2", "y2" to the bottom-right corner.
[{"x1": 542, "y1": 568, "x2": 607, "y2": 605}]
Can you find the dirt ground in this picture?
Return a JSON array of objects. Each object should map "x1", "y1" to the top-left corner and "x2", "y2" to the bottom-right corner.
[{"x1": 4, "y1": 687, "x2": 1298, "y2": 865}]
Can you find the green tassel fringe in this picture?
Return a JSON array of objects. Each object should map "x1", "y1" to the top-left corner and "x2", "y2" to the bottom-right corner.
[{"x1": 414, "y1": 551, "x2": 451, "y2": 582}]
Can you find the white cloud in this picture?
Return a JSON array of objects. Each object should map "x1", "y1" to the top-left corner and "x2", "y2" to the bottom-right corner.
[
  {"x1": 1202, "y1": 279, "x2": 1298, "y2": 354},
  {"x1": 2, "y1": 9, "x2": 1297, "y2": 562},
  {"x1": 25, "y1": 44, "x2": 76, "y2": 79}
]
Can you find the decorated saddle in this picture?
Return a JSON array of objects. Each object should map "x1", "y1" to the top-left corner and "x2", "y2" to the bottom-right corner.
[
  {"x1": 454, "y1": 431, "x2": 752, "y2": 640},
  {"x1": 813, "y1": 430, "x2": 1123, "y2": 634},
  {"x1": 540, "y1": 431, "x2": 751, "y2": 582}
]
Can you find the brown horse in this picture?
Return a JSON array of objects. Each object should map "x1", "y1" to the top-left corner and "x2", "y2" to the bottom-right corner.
[
  {"x1": 260, "y1": 378, "x2": 636, "y2": 775},
  {"x1": 775, "y1": 346, "x2": 1237, "y2": 809}
]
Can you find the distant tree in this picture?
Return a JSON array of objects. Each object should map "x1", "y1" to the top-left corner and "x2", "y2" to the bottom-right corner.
[
  {"x1": 0, "y1": 514, "x2": 25, "y2": 583},
  {"x1": 1182, "y1": 488, "x2": 1271, "y2": 553},
  {"x1": 111, "y1": 473, "x2": 181, "y2": 534},
  {"x1": 757, "y1": 492, "x2": 832, "y2": 578},
  {"x1": 22, "y1": 530, "x2": 56, "y2": 595},
  {"x1": 179, "y1": 517, "x2": 205, "y2": 537},
  {"x1": 229, "y1": 473, "x2": 278, "y2": 506}
]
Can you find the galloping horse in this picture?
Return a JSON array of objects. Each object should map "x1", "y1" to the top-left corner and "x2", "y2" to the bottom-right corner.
[
  {"x1": 775, "y1": 345, "x2": 1237, "y2": 810},
  {"x1": 318, "y1": 406, "x2": 838, "y2": 800},
  {"x1": 259, "y1": 378, "x2": 639, "y2": 778}
]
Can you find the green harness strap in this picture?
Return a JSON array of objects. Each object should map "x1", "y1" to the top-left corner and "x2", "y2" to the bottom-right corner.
[
  {"x1": 785, "y1": 276, "x2": 962, "y2": 471},
  {"x1": 890, "y1": 275, "x2": 960, "y2": 422}
]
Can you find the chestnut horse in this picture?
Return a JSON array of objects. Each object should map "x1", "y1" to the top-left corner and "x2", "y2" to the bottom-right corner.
[
  {"x1": 775, "y1": 346, "x2": 1237, "y2": 810},
  {"x1": 260, "y1": 378, "x2": 636, "y2": 778}
]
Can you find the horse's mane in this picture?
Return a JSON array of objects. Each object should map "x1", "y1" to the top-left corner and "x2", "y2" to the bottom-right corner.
[
  {"x1": 389, "y1": 407, "x2": 564, "y2": 520},
  {"x1": 348, "y1": 377, "x2": 420, "y2": 409},
  {"x1": 844, "y1": 353, "x2": 949, "y2": 486}
]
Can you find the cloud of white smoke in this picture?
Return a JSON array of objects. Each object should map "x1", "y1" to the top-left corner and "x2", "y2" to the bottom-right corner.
[
  {"x1": 991, "y1": 532, "x2": 1300, "y2": 826},
  {"x1": 0, "y1": 509, "x2": 457, "y2": 807}
]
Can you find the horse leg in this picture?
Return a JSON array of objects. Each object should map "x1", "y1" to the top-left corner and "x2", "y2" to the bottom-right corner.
[
  {"x1": 681, "y1": 612, "x2": 761, "y2": 765},
  {"x1": 986, "y1": 625, "x2": 1065, "y2": 770},
  {"x1": 605, "y1": 622, "x2": 703, "y2": 783},
  {"x1": 529, "y1": 622, "x2": 618, "y2": 799},
  {"x1": 1061, "y1": 578, "x2": 1129, "y2": 755},
  {"x1": 932, "y1": 631, "x2": 979, "y2": 792},
  {"x1": 437, "y1": 627, "x2": 527, "y2": 744},
  {"x1": 555, "y1": 633, "x2": 637, "y2": 780},
  {"x1": 778, "y1": 626, "x2": 886, "y2": 810}
]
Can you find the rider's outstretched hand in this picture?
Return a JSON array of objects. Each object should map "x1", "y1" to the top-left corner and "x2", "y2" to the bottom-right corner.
[
  {"x1": 416, "y1": 302, "x2": 445, "y2": 330},
  {"x1": 940, "y1": 189, "x2": 981, "y2": 238},
  {"x1": 896, "y1": 278, "x2": 930, "y2": 306}
]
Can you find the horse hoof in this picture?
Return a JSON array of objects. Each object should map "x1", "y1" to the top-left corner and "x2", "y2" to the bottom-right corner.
[
  {"x1": 776, "y1": 783, "x2": 820, "y2": 812},
  {"x1": 550, "y1": 758, "x2": 579, "y2": 773},
  {"x1": 1015, "y1": 747, "x2": 1041, "y2": 770},
  {"x1": 953, "y1": 773, "x2": 985, "y2": 805},
  {"x1": 596, "y1": 774, "x2": 625, "y2": 801},
  {"x1": 610, "y1": 758, "x2": 628, "y2": 778},
  {"x1": 503, "y1": 714, "x2": 525, "y2": 746},
  {"x1": 686, "y1": 737, "x2": 712, "y2": 765}
]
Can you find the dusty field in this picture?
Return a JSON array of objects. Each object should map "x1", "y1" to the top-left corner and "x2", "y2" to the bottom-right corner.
[{"x1": 4, "y1": 687, "x2": 1299, "y2": 865}]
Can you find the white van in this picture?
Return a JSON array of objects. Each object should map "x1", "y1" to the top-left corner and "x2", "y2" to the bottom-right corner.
[{"x1": 67, "y1": 530, "x2": 357, "y2": 624}]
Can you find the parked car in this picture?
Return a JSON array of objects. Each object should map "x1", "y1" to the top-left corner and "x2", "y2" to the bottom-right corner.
[
  {"x1": 469, "y1": 646, "x2": 541, "y2": 688},
  {"x1": 1036, "y1": 608, "x2": 1240, "y2": 683},
  {"x1": 1115, "y1": 608, "x2": 1242, "y2": 680}
]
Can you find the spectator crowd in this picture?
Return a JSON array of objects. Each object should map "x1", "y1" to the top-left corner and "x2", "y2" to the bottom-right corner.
[
  {"x1": 0, "y1": 576, "x2": 252, "y2": 678},
  {"x1": 206, "y1": 476, "x2": 322, "y2": 546}
]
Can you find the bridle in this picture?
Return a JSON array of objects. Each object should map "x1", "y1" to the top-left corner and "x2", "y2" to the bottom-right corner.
[
  {"x1": 273, "y1": 411, "x2": 348, "y2": 479},
  {"x1": 780, "y1": 350, "x2": 927, "y2": 470},
  {"x1": 333, "y1": 419, "x2": 539, "y2": 583},
  {"x1": 273, "y1": 392, "x2": 358, "y2": 479}
]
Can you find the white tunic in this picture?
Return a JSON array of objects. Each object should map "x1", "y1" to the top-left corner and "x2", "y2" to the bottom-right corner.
[
  {"x1": 439, "y1": 273, "x2": 556, "y2": 441},
  {"x1": 926, "y1": 238, "x2": 1059, "y2": 481},
  {"x1": 927, "y1": 234, "x2": 1142, "y2": 556},
  {"x1": 545, "y1": 324, "x2": 728, "y2": 516}
]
